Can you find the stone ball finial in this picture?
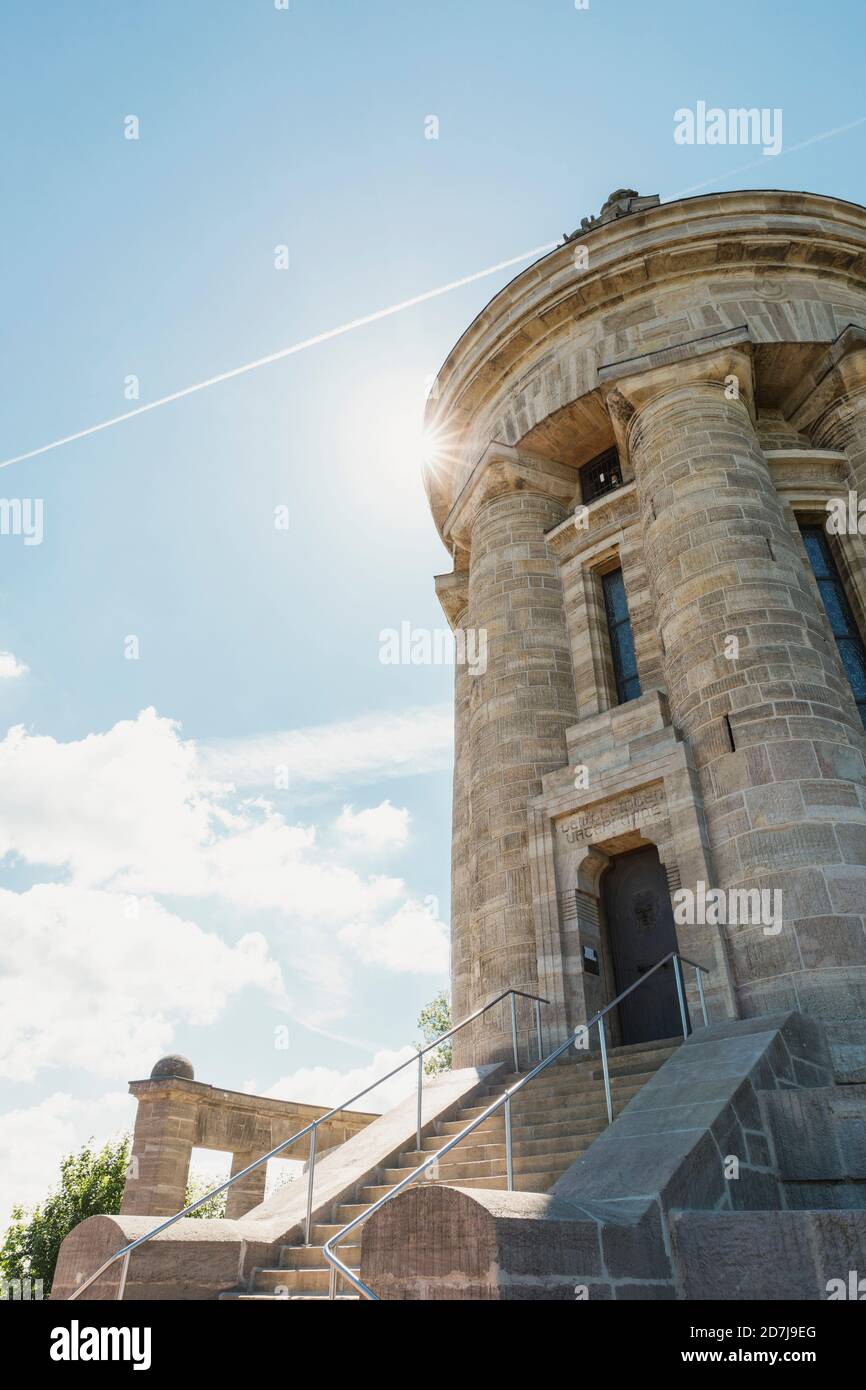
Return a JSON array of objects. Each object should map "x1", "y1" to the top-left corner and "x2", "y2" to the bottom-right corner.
[{"x1": 150, "y1": 1054, "x2": 195, "y2": 1081}]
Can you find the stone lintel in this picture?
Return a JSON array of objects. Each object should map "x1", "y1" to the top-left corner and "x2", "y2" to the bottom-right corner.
[
  {"x1": 442, "y1": 441, "x2": 576, "y2": 550},
  {"x1": 128, "y1": 1075, "x2": 377, "y2": 1128}
]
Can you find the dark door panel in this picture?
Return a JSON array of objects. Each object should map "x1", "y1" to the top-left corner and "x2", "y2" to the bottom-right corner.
[{"x1": 602, "y1": 846, "x2": 683, "y2": 1044}]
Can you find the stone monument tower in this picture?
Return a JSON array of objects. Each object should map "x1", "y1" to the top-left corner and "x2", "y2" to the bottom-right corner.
[{"x1": 424, "y1": 189, "x2": 866, "y2": 1081}]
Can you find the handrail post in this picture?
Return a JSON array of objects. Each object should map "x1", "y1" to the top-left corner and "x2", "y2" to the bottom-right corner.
[
  {"x1": 695, "y1": 964, "x2": 708, "y2": 1027},
  {"x1": 510, "y1": 993, "x2": 519, "y2": 1073},
  {"x1": 535, "y1": 998, "x2": 543, "y2": 1062},
  {"x1": 305, "y1": 1124, "x2": 317, "y2": 1246},
  {"x1": 673, "y1": 955, "x2": 690, "y2": 1038},
  {"x1": 328, "y1": 1263, "x2": 337, "y2": 1301},
  {"x1": 598, "y1": 1018, "x2": 613, "y2": 1125},
  {"x1": 116, "y1": 1250, "x2": 130, "y2": 1302},
  {"x1": 416, "y1": 1051, "x2": 424, "y2": 1152},
  {"x1": 504, "y1": 1097, "x2": 514, "y2": 1191}
]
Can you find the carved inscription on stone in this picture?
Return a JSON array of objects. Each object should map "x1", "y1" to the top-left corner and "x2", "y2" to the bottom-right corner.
[{"x1": 558, "y1": 786, "x2": 666, "y2": 845}]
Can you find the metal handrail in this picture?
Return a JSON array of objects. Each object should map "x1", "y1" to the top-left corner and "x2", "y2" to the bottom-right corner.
[
  {"x1": 323, "y1": 951, "x2": 710, "y2": 1300},
  {"x1": 68, "y1": 985, "x2": 549, "y2": 1300}
]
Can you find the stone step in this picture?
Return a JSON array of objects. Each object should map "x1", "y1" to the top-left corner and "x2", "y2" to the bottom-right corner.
[
  {"x1": 438, "y1": 1147, "x2": 583, "y2": 1177},
  {"x1": 424, "y1": 1115, "x2": 608, "y2": 1152},
  {"x1": 220, "y1": 1291, "x2": 359, "y2": 1301},
  {"x1": 334, "y1": 1202, "x2": 373, "y2": 1223},
  {"x1": 308, "y1": 1223, "x2": 344, "y2": 1244},
  {"x1": 497, "y1": 1039, "x2": 680, "y2": 1081},
  {"x1": 426, "y1": 1171, "x2": 562, "y2": 1192},
  {"x1": 477, "y1": 1066, "x2": 663, "y2": 1105},
  {"x1": 451, "y1": 1091, "x2": 637, "y2": 1130},
  {"x1": 279, "y1": 1243, "x2": 361, "y2": 1270},
  {"x1": 400, "y1": 1131, "x2": 592, "y2": 1167},
  {"x1": 609, "y1": 1036, "x2": 683, "y2": 1057},
  {"x1": 253, "y1": 1265, "x2": 357, "y2": 1295},
  {"x1": 367, "y1": 1147, "x2": 581, "y2": 1196}
]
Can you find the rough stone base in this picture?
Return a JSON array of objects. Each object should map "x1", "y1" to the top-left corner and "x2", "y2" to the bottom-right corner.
[
  {"x1": 671, "y1": 1210, "x2": 866, "y2": 1300},
  {"x1": 360, "y1": 1012, "x2": 861, "y2": 1300}
]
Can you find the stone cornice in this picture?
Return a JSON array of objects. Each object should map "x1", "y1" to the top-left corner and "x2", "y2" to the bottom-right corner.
[
  {"x1": 443, "y1": 442, "x2": 576, "y2": 549},
  {"x1": 546, "y1": 481, "x2": 640, "y2": 563},
  {"x1": 786, "y1": 323, "x2": 866, "y2": 434},
  {"x1": 764, "y1": 447, "x2": 850, "y2": 509},
  {"x1": 423, "y1": 191, "x2": 866, "y2": 537}
]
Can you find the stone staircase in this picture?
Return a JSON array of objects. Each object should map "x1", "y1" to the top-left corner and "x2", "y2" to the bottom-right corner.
[{"x1": 222, "y1": 1036, "x2": 681, "y2": 1300}]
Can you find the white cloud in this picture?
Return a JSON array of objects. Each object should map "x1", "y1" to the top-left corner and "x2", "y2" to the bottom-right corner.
[
  {"x1": 266, "y1": 1046, "x2": 419, "y2": 1116},
  {"x1": 0, "y1": 711, "x2": 407, "y2": 921},
  {"x1": 0, "y1": 651, "x2": 27, "y2": 680},
  {"x1": 0, "y1": 1089, "x2": 134, "y2": 1234},
  {"x1": 0, "y1": 884, "x2": 287, "y2": 1082},
  {"x1": 0, "y1": 709, "x2": 212, "y2": 891},
  {"x1": 0, "y1": 710, "x2": 448, "y2": 1089},
  {"x1": 339, "y1": 899, "x2": 450, "y2": 975},
  {"x1": 197, "y1": 703, "x2": 453, "y2": 789},
  {"x1": 335, "y1": 800, "x2": 410, "y2": 853}
]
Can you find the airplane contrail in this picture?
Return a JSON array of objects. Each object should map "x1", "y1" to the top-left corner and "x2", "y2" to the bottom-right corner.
[
  {"x1": 0, "y1": 241, "x2": 559, "y2": 473},
  {"x1": 3, "y1": 108, "x2": 864, "y2": 476}
]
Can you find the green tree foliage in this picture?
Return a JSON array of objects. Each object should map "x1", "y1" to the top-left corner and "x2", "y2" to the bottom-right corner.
[
  {"x1": 417, "y1": 989, "x2": 452, "y2": 1074},
  {"x1": 183, "y1": 1174, "x2": 228, "y2": 1219},
  {"x1": 0, "y1": 1135, "x2": 130, "y2": 1297}
]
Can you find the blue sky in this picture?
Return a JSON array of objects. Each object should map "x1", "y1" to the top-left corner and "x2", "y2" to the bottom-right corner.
[{"x1": 1, "y1": 0, "x2": 865, "y2": 1220}]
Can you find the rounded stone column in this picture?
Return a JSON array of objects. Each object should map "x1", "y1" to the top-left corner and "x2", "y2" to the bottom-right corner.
[
  {"x1": 449, "y1": 606, "x2": 474, "y2": 1057},
  {"x1": 452, "y1": 466, "x2": 578, "y2": 1068},
  {"x1": 610, "y1": 345, "x2": 866, "y2": 1068}
]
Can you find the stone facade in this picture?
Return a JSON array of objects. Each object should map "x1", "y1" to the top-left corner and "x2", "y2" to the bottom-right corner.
[{"x1": 426, "y1": 189, "x2": 866, "y2": 1077}]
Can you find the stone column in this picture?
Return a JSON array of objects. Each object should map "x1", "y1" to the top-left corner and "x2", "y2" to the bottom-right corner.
[
  {"x1": 605, "y1": 343, "x2": 866, "y2": 1072},
  {"x1": 224, "y1": 1150, "x2": 268, "y2": 1219},
  {"x1": 450, "y1": 608, "x2": 474, "y2": 1052},
  {"x1": 445, "y1": 446, "x2": 579, "y2": 1067},
  {"x1": 122, "y1": 1079, "x2": 198, "y2": 1218}
]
